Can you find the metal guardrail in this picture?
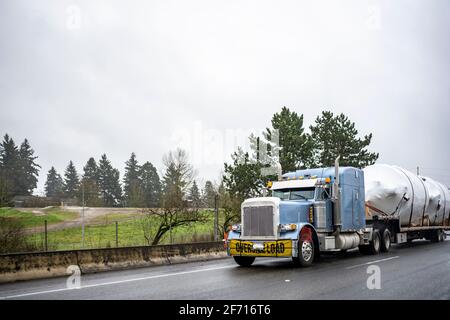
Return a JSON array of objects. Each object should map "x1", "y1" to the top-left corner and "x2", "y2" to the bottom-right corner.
[{"x1": 0, "y1": 241, "x2": 225, "y2": 257}]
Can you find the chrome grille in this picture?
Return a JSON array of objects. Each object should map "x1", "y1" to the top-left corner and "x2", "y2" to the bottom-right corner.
[{"x1": 242, "y1": 206, "x2": 274, "y2": 237}]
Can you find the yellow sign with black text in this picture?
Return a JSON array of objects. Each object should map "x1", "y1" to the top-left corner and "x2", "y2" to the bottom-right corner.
[{"x1": 229, "y1": 240, "x2": 292, "y2": 257}]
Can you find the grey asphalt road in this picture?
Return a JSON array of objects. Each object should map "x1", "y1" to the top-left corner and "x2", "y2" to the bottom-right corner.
[{"x1": 1, "y1": 238, "x2": 449, "y2": 300}]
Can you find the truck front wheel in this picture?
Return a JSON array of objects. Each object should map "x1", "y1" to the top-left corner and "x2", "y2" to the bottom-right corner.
[
  {"x1": 233, "y1": 256, "x2": 255, "y2": 267},
  {"x1": 292, "y1": 239, "x2": 314, "y2": 267}
]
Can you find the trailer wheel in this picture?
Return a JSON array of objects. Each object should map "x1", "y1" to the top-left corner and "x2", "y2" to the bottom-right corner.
[
  {"x1": 439, "y1": 230, "x2": 445, "y2": 242},
  {"x1": 380, "y1": 229, "x2": 391, "y2": 252},
  {"x1": 430, "y1": 230, "x2": 441, "y2": 243},
  {"x1": 233, "y1": 256, "x2": 255, "y2": 267}
]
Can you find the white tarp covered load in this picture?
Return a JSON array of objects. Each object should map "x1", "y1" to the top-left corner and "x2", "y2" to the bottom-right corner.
[{"x1": 364, "y1": 164, "x2": 450, "y2": 228}]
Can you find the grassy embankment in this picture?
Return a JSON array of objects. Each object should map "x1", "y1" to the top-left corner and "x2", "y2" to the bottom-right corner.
[
  {"x1": 0, "y1": 207, "x2": 78, "y2": 227},
  {"x1": 1, "y1": 208, "x2": 220, "y2": 251}
]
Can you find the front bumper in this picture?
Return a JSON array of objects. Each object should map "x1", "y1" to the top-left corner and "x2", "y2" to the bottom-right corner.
[{"x1": 227, "y1": 239, "x2": 296, "y2": 257}]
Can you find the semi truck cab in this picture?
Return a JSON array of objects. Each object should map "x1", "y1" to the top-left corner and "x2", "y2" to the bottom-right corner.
[{"x1": 227, "y1": 160, "x2": 371, "y2": 267}]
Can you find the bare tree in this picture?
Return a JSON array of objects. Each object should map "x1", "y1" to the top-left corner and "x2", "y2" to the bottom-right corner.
[
  {"x1": 140, "y1": 148, "x2": 206, "y2": 245},
  {"x1": 141, "y1": 207, "x2": 206, "y2": 245},
  {"x1": 217, "y1": 185, "x2": 241, "y2": 237}
]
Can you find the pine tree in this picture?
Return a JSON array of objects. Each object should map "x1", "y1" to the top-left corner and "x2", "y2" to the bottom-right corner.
[
  {"x1": 81, "y1": 157, "x2": 101, "y2": 206},
  {"x1": 202, "y1": 180, "x2": 216, "y2": 208},
  {"x1": 64, "y1": 160, "x2": 80, "y2": 198},
  {"x1": 162, "y1": 149, "x2": 194, "y2": 208},
  {"x1": 123, "y1": 152, "x2": 142, "y2": 207},
  {"x1": 0, "y1": 167, "x2": 8, "y2": 206},
  {"x1": 98, "y1": 154, "x2": 122, "y2": 206},
  {"x1": 188, "y1": 180, "x2": 201, "y2": 208},
  {"x1": 0, "y1": 134, "x2": 20, "y2": 200},
  {"x1": 17, "y1": 139, "x2": 40, "y2": 195},
  {"x1": 223, "y1": 148, "x2": 264, "y2": 201},
  {"x1": 262, "y1": 106, "x2": 313, "y2": 172},
  {"x1": 309, "y1": 111, "x2": 379, "y2": 168},
  {"x1": 45, "y1": 167, "x2": 64, "y2": 198},
  {"x1": 0, "y1": 134, "x2": 20, "y2": 194},
  {"x1": 140, "y1": 161, "x2": 161, "y2": 208}
]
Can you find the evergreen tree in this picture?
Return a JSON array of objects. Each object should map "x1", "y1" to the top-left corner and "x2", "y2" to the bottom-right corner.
[
  {"x1": 45, "y1": 167, "x2": 64, "y2": 198},
  {"x1": 309, "y1": 111, "x2": 379, "y2": 167},
  {"x1": 80, "y1": 157, "x2": 102, "y2": 206},
  {"x1": 140, "y1": 161, "x2": 161, "y2": 208},
  {"x1": 0, "y1": 134, "x2": 20, "y2": 198},
  {"x1": 264, "y1": 106, "x2": 313, "y2": 171},
  {"x1": 223, "y1": 148, "x2": 264, "y2": 201},
  {"x1": 202, "y1": 180, "x2": 216, "y2": 208},
  {"x1": 98, "y1": 154, "x2": 122, "y2": 206},
  {"x1": 123, "y1": 152, "x2": 142, "y2": 207},
  {"x1": 162, "y1": 149, "x2": 194, "y2": 208},
  {"x1": 0, "y1": 167, "x2": 8, "y2": 206},
  {"x1": 63, "y1": 160, "x2": 80, "y2": 198},
  {"x1": 188, "y1": 180, "x2": 201, "y2": 208},
  {"x1": 17, "y1": 139, "x2": 40, "y2": 195}
]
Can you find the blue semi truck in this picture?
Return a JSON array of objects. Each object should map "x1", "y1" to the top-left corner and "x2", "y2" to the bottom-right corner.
[{"x1": 227, "y1": 158, "x2": 449, "y2": 267}]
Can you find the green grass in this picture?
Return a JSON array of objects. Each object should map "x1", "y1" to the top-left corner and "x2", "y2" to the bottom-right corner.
[
  {"x1": 88, "y1": 212, "x2": 143, "y2": 224},
  {"x1": 0, "y1": 207, "x2": 78, "y2": 227},
  {"x1": 26, "y1": 211, "x2": 222, "y2": 251}
]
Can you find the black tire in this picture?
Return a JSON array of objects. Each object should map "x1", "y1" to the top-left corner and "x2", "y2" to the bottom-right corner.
[
  {"x1": 430, "y1": 230, "x2": 440, "y2": 243},
  {"x1": 233, "y1": 256, "x2": 255, "y2": 267},
  {"x1": 438, "y1": 230, "x2": 445, "y2": 242},
  {"x1": 380, "y1": 229, "x2": 391, "y2": 252},
  {"x1": 360, "y1": 230, "x2": 381, "y2": 255},
  {"x1": 292, "y1": 238, "x2": 314, "y2": 267}
]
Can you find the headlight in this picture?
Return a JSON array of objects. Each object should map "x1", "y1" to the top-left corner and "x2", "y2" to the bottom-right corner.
[
  {"x1": 279, "y1": 223, "x2": 297, "y2": 232},
  {"x1": 231, "y1": 224, "x2": 241, "y2": 232}
]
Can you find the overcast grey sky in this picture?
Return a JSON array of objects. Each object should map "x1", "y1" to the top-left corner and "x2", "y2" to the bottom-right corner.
[{"x1": 1, "y1": 0, "x2": 449, "y2": 194}]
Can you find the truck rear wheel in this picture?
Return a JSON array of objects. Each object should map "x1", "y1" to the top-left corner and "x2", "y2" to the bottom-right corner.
[
  {"x1": 292, "y1": 239, "x2": 314, "y2": 267},
  {"x1": 359, "y1": 230, "x2": 381, "y2": 255},
  {"x1": 233, "y1": 256, "x2": 255, "y2": 267},
  {"x1": 380, "y1": 229, "x2": 391, "y2": 252}
]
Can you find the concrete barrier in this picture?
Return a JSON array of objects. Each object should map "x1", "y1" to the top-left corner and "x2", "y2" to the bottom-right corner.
[{"x1": 0, "y1": 242, "x2": 227, "y2": 283}]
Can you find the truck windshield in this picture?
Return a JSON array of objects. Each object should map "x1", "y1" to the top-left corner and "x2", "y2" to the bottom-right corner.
[{"x1": 272, "y1": 188, "x2": 316, "y2": 201}]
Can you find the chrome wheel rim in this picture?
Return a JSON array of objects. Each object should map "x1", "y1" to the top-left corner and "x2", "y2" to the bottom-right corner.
[{"x1": 301, "y1": 241, "x2": 313, "y2": 261}]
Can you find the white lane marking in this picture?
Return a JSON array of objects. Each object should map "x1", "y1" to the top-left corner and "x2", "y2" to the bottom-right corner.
[
  {"x1": 0, "y1": 258, "x2": 283, "y2": 299},
  {"x1": 345, "y1": 256, "x2": 400, "y2": 270}
]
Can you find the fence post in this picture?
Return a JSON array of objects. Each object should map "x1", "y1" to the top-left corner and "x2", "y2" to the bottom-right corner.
[
  {"x1": 44, "y1": 220, "x2": 48, "y2": 252},
  {"x1": 214, "y1": 194, "x2": 219, "y2": 241},
  {"x1": 115, "y1": 221, "x2": 118, "y2": 247}
]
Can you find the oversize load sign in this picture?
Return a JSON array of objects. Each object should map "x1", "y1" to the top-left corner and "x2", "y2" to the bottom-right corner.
[{"x1": 229, "y1": 240, "x2": 292, "y2": 257}]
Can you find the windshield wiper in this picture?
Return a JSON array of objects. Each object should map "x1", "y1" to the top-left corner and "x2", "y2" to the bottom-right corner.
[{"x1": 291, "y1": 194, "x2": 308, "y2": 200}]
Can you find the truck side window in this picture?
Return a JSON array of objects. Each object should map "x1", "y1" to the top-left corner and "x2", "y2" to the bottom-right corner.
[{"x1": 316, "y1": 187, "x2": 330, "y2": 200}]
